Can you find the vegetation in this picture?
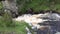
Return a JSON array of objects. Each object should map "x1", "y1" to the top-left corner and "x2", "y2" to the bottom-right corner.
[
  {"x1": 0, "y1": 0, "x2": 60, "y2": 34},
  {"x1": 0, "y1": 12, "x2": 29, "y2": 34},
  {"x1": 17, "y1": 0, "x2": 60, "y2": 14},
  {"x1": 0, "y1": 0, "x2": 60, "y2": 14},
  {"x1": 0, "y1": 12, "x2": 31, "y2": 34},
  {"x1": 0, "y1": 21, "x2": 28, "y2": 34}
]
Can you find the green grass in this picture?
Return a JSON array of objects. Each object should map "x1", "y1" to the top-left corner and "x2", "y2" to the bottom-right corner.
[
  {"x1": 15, "y1": 21, "x2": 27, "y2": 34},
  {"x1": 0, "y1": 2, "x2": 3, "y2": 9},
  {"x1": 15, "y1": 21, "x2": 32, "y2": 34},
  {"x1": 0, "y1": 20, "x2": 29, "y2": 34},
  {"x1": 18, "y1": 0, "x2": 60, "y2": 13},
  {"x1": 0, "y1": 13, "x2": 29, "y2": 34},
  {"x1": 25, "y1": 0, "x2": 49, "y2": 12}
]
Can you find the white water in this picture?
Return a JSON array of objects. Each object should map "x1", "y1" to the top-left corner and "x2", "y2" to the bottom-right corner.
[
  {"x1": 13, "y1": 13, "x2": 60, "y2": 28},
  {"x1": 13, "y1": 13, "x2": 60, "y2": 34}
]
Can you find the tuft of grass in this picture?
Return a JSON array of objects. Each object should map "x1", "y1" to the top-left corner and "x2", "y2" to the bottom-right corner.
[
  {"x1": 0, "y1": 20, "x2": 30, "y2": 34},
  {"x1": 15, "y1": 21, "x2": 32, "y2": 34}
]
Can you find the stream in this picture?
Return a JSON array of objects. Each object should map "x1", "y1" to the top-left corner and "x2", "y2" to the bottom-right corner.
[{"x1": 14, "y1": 13, "x2": 60, "y2": 34}]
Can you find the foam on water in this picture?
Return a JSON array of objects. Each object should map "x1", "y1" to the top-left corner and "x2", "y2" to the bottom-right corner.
[
  {"x1": 13, "y1": 13, "x2": 60, "y2": 34},
  {"x1": 13, "y1": 13, "x2": 60, "y2": 29},
  {"x1": 55, "y1": 32, "x2": 60, "y2": 34}
]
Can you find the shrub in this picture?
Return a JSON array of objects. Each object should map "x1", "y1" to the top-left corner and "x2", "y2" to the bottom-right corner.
[{"x1": 0, "y1": 10, "x2": 15, "y2": 27}]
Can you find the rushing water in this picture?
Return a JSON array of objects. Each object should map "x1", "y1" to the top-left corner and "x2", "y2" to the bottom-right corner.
[{"x1": 14, "y1": 13, "x2": 60, "y2": 34}]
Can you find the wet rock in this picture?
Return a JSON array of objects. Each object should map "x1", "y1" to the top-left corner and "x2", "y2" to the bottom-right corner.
[{"x1": 26, "y1": 8, "x2": 34, "y2": 14}]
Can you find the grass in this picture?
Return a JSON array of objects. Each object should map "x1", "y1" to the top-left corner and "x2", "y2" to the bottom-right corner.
[
  {"x1": 0, "y1": 0, "x2": 60, "y2": 13},
  {"x1": 19, "y1": 0, "x2": 60, "y2": 13},
  {"x1": 15, "y1": 21, "x2": 32, "y2": 34},
  {"x1": 15, "y1": 21, "x2": 27, "y2": 34},
  {"x1": 0, "y1": 20, "x2": 28, "y2": 34}
]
